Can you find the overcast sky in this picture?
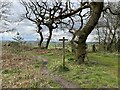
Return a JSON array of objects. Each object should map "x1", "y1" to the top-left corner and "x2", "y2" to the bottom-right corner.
[{"x1": 0, "y1": 0, "x2": 119, "y2": 42}]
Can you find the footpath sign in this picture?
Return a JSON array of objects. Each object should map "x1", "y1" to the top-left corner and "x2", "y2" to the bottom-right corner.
[{"x1": 59, "y1": 37, "x2": 68, "y2": 68}]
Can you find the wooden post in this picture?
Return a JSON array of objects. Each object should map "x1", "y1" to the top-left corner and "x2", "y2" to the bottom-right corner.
[{"x1": 59, "y1": 37, "x2": 68, "y2": 68}]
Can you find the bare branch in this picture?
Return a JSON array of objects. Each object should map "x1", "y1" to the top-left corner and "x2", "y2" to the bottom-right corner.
[
  {"x1": 103, "y1": 6, "x2": 120, "y2": 15},
  {"x1": 54, "y1": 4, "x2": 90, "y2": 20}
]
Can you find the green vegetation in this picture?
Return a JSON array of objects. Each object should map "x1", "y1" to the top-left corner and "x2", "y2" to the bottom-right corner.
[
  {"x1": 40, "y1": 48, "x2": 118, "y2": 88},
  {"x1": 2, "y1": 68, "x2": 22, "y2": 74},
  {"x1": 2, "y1": 45, "x2": 62, "y2": 88},
  {"x1": 33, "y1": 59, "x2": 42, "y2": 68},
  {"x1": 2, "y1": 43, "x2": 118, "y2": 88},
  {"x1": 1, "y1": 0, "x2": 119, "y2": 88}
]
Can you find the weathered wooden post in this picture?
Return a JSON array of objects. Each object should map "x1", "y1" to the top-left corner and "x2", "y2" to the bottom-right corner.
[{"x1": 59, "y1": 37, "x2": 68, "y2": 69}]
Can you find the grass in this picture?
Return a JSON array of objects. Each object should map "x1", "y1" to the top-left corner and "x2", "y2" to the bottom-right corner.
[
  {"x1": 40, "y1": 49, "x2": 118, "y2": 88},
  {"x1": 2, "y1": 44, "x2": 118, "y2": 88},
  {"x1": 2, "y1": 68, "x2": 22, "y2": 74},
  {"x1": 2, "y1": 45, "x2": 62, "y2": 88}
]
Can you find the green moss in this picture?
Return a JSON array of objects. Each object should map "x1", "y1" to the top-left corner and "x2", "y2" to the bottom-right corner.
[{"x1": 2, "y1": 68, "x2": 22, "y2": 74}]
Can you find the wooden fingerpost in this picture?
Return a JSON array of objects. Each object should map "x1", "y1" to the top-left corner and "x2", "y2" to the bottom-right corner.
[{"x1": 59, "y1": 37, "x2": 68, "y2": 69}]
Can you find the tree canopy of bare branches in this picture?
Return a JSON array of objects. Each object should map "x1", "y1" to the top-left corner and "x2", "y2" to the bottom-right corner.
[{"x1": 20, "y1": 0, "x2": 120, "y2": 64}]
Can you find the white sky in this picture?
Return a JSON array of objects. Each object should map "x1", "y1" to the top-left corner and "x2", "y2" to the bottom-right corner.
[{"x1": 0, "y1": 0, "x2": 119, "y2": 42}]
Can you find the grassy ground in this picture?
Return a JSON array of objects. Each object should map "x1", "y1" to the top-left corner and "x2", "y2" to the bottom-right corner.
[
  {"x1": 2, "y1": 45, "x2": 61, "y2": 88},
  {"x1": 41, "y1": 49, "x2": 118, "y2": 88},
  {"x1": 1, "y1": 43, "x2": 119, "y2": 88}
]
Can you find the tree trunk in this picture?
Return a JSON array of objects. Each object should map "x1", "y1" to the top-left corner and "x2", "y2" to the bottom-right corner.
[
  {"x1": 38, "y1": 32, "x2": 44, "y2": 48},
  {"x1": 45, "y1": 29, "x2": 52, "y2": 49},
  {"x1": 118, "y1": 37, "x2": 120, "y2": 54},
  {"x1": 98, "y1": 29, "x2": 101, "y2": 45},
  {"x1": 96, "y1": 28, "x2": 101, "y2": 50},
  {"x1": 107, "y1": 30, "x2": 116, "y2": 52},
  {"x1": 92, "y1": 44, "x2": 96, "y2": 52},
  {"x1": 76, "y1": 39, "x2": 87, "y2": 64},
  {"x1": 70, "y1": 35, "x2": 76, "y2": 53},
  {"x1": 106, "y1": 43, "x2": 112, "y2": 52},
  {"x1": 76, "y1": 2, "x2": 104, "y2": 64},
  {"x1": 71, "y1": 40, "x2": 75, "y2": 53}
]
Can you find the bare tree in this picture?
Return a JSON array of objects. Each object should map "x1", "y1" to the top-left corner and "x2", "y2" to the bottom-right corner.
[
  {"x1": 53, "y1": 1, "x2": 104, "y2": 63},
  {"x1": 20, "y1": 0, "x2": 74, "y2": 48},
  {"x1": 20, "y1": 0, "x2": 103, "y2": 63},
  {"x1": 95, "y1": 2, "x2": 120, "y2": 52},
  {"x1": 20, "y1": 0, "x2": 44, "y2": 48},
  {"x1": 21, "y1": 0, "x2": 119, "y2": 64},
  {"x1": 58, "y1": 1, "x2": 119, "y2": 63}
]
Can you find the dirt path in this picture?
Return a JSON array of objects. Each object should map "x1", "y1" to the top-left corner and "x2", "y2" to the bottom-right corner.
[{"x1": 37, "y1": 56, "x2": 80, "y2": 88}]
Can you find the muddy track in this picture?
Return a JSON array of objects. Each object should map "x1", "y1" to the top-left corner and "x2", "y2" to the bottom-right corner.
[{"x1": 37, "y1": 56, "x2": 80, "y2": 88}]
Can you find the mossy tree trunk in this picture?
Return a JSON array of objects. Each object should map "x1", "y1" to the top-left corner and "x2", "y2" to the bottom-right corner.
[
  {"x1": 76, "y1": 39, "x2": 87, "y2": 64},
  {"x1": 70, "y1": 35, "x2": 76, "y2": 53},
  {"x1": 76, "y1": 2, "x2": 104, "y2": 64}
]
